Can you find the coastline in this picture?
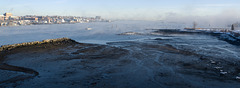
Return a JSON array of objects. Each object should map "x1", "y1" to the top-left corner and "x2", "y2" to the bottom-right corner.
[
  {"x1": 1, "y1": 36, "x2": 240, "y2": 87},
  {"x1": 0, "y1": 38, "x2": 77, "y2": 52}
]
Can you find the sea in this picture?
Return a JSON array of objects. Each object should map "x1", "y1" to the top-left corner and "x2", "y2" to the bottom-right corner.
[{"x1": 0, "y1": 20, "x2": 186, "y2": 45}]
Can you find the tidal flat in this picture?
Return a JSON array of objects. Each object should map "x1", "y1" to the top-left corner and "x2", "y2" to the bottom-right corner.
[{"x1": 1, "y1": 28, "x2": 240, "y2": 88}]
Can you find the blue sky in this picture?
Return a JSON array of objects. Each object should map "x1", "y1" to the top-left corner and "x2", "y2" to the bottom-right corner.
[{"x1": 0, "y1": 0, "x2": 239, "y2": 21}]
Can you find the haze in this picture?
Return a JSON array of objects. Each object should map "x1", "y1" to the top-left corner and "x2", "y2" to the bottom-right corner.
[{"x1": 0, "y1": 0, "x2": 240, "y2": 26}]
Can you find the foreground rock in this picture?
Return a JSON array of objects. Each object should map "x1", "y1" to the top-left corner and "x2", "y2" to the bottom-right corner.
[
  {"x1": 0, "y1": 38, "x2": 77, "y2": 52},
  {"x1": 0, "y1": 38, "x2": 129, "y2": 88},
  {"x1": 1, "y1": 37, "x2": 240, "y2": 88},
  {"x1": 0, "y1": 38, "x2": 80, "y2": 85}
]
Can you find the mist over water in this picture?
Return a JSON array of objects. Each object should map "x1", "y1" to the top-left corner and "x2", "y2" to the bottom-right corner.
[
  {"x1": 0, "y1": 20, "x2": 187, "y2": 45},
  {"x1": 2, "y1": 18, "x2": 240, "y2": 88},
  {"x1": 2, "y1": 0, "x2": 240, "y2": 87}
]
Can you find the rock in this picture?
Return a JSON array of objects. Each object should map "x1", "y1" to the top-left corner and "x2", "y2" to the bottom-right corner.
[
  {"x1": 210, "y1": 60, "x2": 216, "y2": 64},
  {"x1": 118, "y1": 32, "x2": 142, "y2": 35},
  {"x1": 0, "y1": 47, "x2": 3, "y2": 51},
  {"x1": 0, "y1": 38, "x2": 76, "y2": 52},
  {"x1": 220, "y1": 72, "x2": 228, "y2": 75},
  {"x1": 214, "y1": 67, "x2": 223, "y2": 69},
  {"x1": 236, "y1": 76, "x2": 240, "y2": 80}
]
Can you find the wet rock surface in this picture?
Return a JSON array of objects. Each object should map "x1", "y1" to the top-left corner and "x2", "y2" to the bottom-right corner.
[
  {"x1": 1, "y1": 30, "x2": 240, "y2": 88},
  {"x1": 219, "y1": 34, "x2": 240, "y2": 46}
]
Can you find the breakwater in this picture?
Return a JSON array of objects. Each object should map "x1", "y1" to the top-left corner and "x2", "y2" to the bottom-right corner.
[{"x1": 0, "y1": 38, "x2": 77, "y2": 52}]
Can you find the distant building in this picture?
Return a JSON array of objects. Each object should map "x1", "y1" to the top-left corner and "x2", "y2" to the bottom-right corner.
[
  {"x1": 4, "y1": 13, "x2": 12, "y2": 17},
  {"x1": 56, "y1": 19, "x2": 65, "y2": 23},
  {"x1": 37, "y1": 16, "x2": 45, "y2": 21},
  {"x1": 61, "y1": 19, "x2": 65, "y2": 23},
  {"x1": 0, "y1": 22, "x2": 8, "y2": 26},
  {"x1": 0, "y1": 15, "x2": 4, "y2": 21},
  {"x1": 9, "y1": 16, "x2": 20, "y2": 20},
  {"x1": 44, "y1": 17, "x2": 51, "y2": 23},
  {"x1": 3, "y1": 13, "x2": 13, "y2": 20},
  {"x1": 95, "y1": 16, "x2": 101, "y2": 19},
  {"x1": 24, "y1": 17, "x2": 38, "y2": 21}
]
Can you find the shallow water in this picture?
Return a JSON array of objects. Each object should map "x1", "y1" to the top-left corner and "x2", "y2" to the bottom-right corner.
[
  {"x1": 1, "y1": 21, "x2": 240, "y2": 88},
  {"x1": 1, "y1": 20, "x2": 239, "y2": 60},
  {"x1": 0, "y1": 21, "x2": 185, "y2": 45}
]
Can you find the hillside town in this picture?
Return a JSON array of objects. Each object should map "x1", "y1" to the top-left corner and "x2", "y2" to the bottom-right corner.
[{"x1": 0, "y1": 13, "x2": 111, "y2": 27}]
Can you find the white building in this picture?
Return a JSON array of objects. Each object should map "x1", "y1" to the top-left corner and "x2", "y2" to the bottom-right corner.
[
  {"x1": 0, "y1": 15, "x2": 4, "y2": 21},
  {"x1": 9, "y1": 16, "x2": 19, "y2": 20},
  {"x1": 61, "y1": 19, "x2": 65, "y2": 23}
]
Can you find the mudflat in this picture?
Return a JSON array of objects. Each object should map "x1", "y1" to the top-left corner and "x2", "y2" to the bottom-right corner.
[{"x1": 1, "y1": 34, "x2": 240, "y2": 88}]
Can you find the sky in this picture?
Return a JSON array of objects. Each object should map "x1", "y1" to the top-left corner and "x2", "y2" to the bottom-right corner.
[{"x1": 0, "y1": 0, "x2": 240, "y2": 25}]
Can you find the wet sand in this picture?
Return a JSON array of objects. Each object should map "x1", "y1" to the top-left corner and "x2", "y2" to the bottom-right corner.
[{"x1": 1, "y1": 30, "x2": 240, "y2": 88}]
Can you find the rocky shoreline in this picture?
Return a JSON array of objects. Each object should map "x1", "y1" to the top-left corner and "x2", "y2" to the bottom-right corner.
[
  {"x1": 1, "y1": 36, "x2": 240, "y2": 88},
  {"x1": 0, "y1": 38, "x2": 81, "y2": 85},
  {"x1": 0, "y1": 38, "x2": 78, "y2": 52}
]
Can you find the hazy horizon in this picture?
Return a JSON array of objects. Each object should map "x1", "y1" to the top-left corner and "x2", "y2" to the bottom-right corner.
[{"x1": 1, "y1": 0, "x2": 240, "y2": 26}]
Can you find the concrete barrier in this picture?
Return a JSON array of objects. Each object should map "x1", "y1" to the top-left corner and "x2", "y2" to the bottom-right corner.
[{"x1": 0, "y1": 37, "x2": 76, "y2": 52}]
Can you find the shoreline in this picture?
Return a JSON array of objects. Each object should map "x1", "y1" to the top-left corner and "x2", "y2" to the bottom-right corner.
[
  {"x1": 0, "y1": 38, "x2": 80, "y2": 84},
  {"x1": 1, "y1": 34, "x2": 240, "y2": 87},
  {"x1": 0, "y1": 38, "x2": 77, "y2": 52}
]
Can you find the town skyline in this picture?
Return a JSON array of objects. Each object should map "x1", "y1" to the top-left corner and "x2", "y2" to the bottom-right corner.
[
  {"x1": 0, "y1": 0, "x2": 240, "y2": 20},
  {"x1": 0, "y1": 12, "x2": 110, "y2": 27},
  {"x1": 1, "y1": 0, "x2": 240, "y2": 26}
]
